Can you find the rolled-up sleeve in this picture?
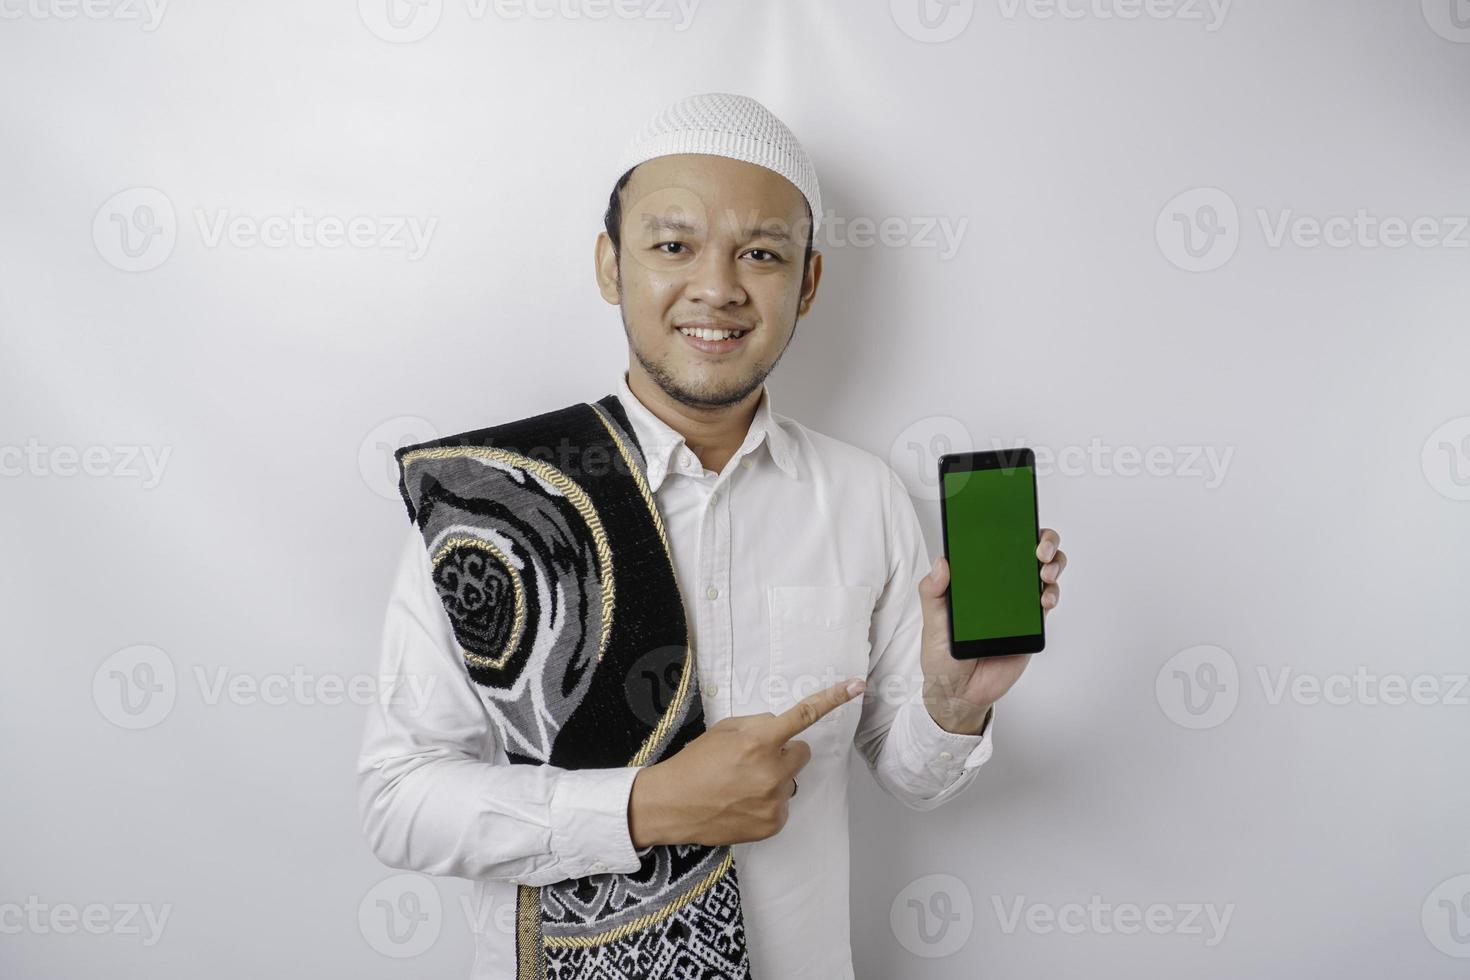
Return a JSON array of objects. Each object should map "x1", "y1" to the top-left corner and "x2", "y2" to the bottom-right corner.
[
  {"x1": 355, "y1": 526, "x2": 644, "y2": 885},
  {"x1": 852, "y1": 463, "x2": 995, "y2": 811}
]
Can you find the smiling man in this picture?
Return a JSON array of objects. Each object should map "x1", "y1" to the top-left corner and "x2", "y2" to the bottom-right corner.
[{"x1": 358, "y1": 92, "x2": 1066, "y2": 980}]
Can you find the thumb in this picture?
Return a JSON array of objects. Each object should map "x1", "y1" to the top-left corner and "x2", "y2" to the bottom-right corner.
[
  {"x1": 918, "y1": 555, "x2": 952, "y2": 651},
  {"x1": 919, "y1": 555, "x2": 949, "y2": 601}
]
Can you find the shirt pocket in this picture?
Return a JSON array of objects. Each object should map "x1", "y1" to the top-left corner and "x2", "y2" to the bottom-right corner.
[{"x1": 767, "y1": 585, "x2": 875, "y2": 757}]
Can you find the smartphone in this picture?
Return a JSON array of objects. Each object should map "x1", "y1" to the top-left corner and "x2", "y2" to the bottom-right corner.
[{"x1": 938, "y1": 449, "x2": 1045, "y2": 658}]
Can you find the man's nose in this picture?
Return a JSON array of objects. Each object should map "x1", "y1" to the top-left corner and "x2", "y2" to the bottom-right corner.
[{"x1": 685, "y1": 248, "x2": 746, "y2": 307}]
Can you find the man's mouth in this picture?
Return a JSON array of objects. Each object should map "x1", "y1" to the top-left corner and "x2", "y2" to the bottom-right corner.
[{"x1": 675, "y1": 323, "x2": 750, "y2": 354}]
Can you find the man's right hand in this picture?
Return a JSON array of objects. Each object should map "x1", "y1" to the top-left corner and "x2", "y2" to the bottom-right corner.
[{"x1": 628, "y1": 677, "x2": 867, "y2": 849}]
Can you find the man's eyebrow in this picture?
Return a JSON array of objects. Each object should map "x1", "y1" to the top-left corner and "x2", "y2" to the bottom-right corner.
[
  {"x1": 639, "y1": 215, "x2": 702, "y2": 236},
  {"x1": 747, "y1": 223, "x2": 792, "y2": 243},
  {"x1": 638, "y1": 214, "x2": 795, "y2": 242}
]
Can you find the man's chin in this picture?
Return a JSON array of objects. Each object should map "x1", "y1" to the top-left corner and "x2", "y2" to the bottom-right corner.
[{"x1": 656, "y1": 365, "x2": 764, "y2": 410}]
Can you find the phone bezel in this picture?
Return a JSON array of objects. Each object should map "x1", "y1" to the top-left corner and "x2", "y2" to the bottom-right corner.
[{"x1": 938, "y1": 449, "x2": 1046, "y2": 659}]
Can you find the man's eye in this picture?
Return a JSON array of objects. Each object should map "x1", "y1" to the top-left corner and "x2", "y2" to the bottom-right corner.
[
  {"x1": 745, "y1": 249, "x2": 780, "y2": 262},
  {"x1": 656, "y1": 242, "x2": 688, "y2": 255}
]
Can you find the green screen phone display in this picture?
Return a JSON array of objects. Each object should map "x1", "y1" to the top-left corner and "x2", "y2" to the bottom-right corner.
[{"x1": 943, "y1": 465, "x2": 1041, "y2": 642}]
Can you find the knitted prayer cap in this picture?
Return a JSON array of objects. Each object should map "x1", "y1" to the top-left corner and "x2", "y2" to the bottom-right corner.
[{"x1": 613, "y1": 92, "x2": 823, "y2": 235}]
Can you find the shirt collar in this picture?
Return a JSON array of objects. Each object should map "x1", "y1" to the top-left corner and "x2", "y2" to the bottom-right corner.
[{"x1": 614, "y1": 371, "x2": 798, "y2": 492}]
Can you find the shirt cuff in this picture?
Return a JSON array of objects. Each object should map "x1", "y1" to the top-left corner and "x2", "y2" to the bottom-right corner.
[
  {"x1": 548, "y1": 766, "x2": 645, "y2": 878},
  {"x1": 900, "y1": 698, "x2": 994, "y2": 775}
]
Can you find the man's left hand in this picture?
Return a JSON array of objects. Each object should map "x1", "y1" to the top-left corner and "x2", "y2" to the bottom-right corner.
[{"x1": 916, "y1": 528, "x2": 1067, "y2": 735}]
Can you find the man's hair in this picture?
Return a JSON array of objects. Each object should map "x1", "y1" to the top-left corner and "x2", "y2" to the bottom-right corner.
[{"x1": 603, "y1": 166, "x2": 815, "y2": 290}]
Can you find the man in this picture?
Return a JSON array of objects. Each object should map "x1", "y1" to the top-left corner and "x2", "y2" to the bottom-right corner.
[{"x1": 358, "y1": 92, "x2": 1066, "y2": 980}]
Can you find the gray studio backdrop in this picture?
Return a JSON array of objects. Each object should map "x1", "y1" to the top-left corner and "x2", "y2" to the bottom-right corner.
[{"x1": 3, "y1": 1, "x2": 1468, "y2": 977}]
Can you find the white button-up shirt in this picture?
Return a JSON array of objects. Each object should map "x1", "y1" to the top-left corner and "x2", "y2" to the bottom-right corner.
[{"x1": 357, "y1": 371, "x2": 994, "y2": 979}]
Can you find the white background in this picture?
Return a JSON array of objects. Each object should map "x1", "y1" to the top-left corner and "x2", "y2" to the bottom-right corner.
[{"x1": 3, "y1": 0, "x2": 1469, "y2": 977}]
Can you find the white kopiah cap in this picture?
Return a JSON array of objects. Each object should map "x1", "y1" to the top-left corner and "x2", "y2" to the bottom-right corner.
[{"x1": 613, "y1": 92, "x2": 823, "y2": 235}]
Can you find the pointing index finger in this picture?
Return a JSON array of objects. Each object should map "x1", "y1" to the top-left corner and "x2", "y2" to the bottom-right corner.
[{"x1": 766, "y1": 678, "x2": 866, "y2": 745}]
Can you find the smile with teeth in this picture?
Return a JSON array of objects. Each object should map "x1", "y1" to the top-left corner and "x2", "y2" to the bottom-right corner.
[{"x1": 677, "y1": 326, "x2": 749, "y2": 341}]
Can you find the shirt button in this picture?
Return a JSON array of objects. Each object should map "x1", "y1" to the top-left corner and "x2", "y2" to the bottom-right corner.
[
  {"x1": 740, "y1": 458, "x2": 752, "y2": 469},
  {"x1": 590, "y1": 861, "x2": 607, "y2": 873},
  {"x1": 706, "y1": 586, "x2": 719, "y2": 600},
  {"x1": 706, "y1": 683, "x2": 719, "y2": 696},
  {"x1": 710, "y1": 490, "x2": 720, "y2": 504},
  {"x1": 938, "y1": 751, "x2": 953, "y2": 761}
]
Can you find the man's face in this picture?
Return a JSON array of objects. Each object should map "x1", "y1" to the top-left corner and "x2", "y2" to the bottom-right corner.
[{"x1": 595, "y1": 153, "x2": 821, "y2": 410}]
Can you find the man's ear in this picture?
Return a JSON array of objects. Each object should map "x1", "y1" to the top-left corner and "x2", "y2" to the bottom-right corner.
[
  {"x1": 594, "y1": 232, "x2": 621, "y2": 305},
  {"x1": 796, "y1": 249, "x2": 822, "y2": 318}
]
